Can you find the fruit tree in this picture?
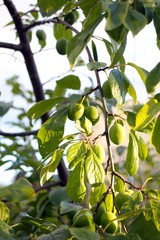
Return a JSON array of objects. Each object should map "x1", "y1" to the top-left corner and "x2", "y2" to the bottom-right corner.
[{"x1": 0, "y1": 0, "x2": 160, "y2": 239}]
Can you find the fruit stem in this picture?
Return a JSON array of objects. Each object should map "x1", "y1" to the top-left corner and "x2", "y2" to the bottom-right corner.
[{"x1": 94, "y1": 70, "x2": 115, "y2": 189}]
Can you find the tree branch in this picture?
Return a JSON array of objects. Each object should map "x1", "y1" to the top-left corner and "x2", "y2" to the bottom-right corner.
[
  {"x1": 0, "y1": 41, "x2": 22, "y2": 51},
  {"x1": 23, "y1": 17, "x2": 79, "y2": 34},
  {"x1": 35, "y1": 180, "x2": 63, "y2": 193},
  {"x1": 0, "y1": 130, "x2": 38, "y2": 137},
  {"x1": 3, "y1": 0, "x2": 69, "y2": 185},
  {"x1": 4, "y1": 0, "x2": 49, "y2": 123}
]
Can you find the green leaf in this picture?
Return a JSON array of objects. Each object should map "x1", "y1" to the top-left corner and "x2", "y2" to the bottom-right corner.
[
  {"x1": 37, "y1": 226, "x2": 71, "y2": 240},
  {"x1": 56, "y1": 75, "x2": 81, "y2": 90},
  {"x1": 132, "y1": 131, "x2": 148, "y2": 160},
  {"x1": 89, "y1": 183, "x2": 106, "y2": 206},
  {"x1": 69, "y1": 227, "x2": 100, "y2": 240},
  {"x1": 87, "y1": 62, "x2": 107, "y2": 71},
  {"x1": 84, "y1": 149, "x2": 104, "y2": 186},
  {"x1": 0, "y1": 221, "x2": 16, "y2": 240},
  {"x1": 49, "y1": 187, "x2": 71, "y2": 206},
  {"x1": 145, "y1": 62, "x2": 160, "y2": 93},
  {"x1": 27, "y1": 97, "x2": 65, "y2": 119},
  {"x1": 38, "y1": 108, "x2": 68, "y2": 158},
  {"x1": 38, "y1": 0, "x2": 67, "y2": 16},
  {"x1": 83, "y1": 2, "x2": 103, "y2": 29},
  {"x1": 153, "y1": 13, "x2": 160, "y2": 49},
  {"x1": 53, "y1": 24, "x2": 72, "y2": 41},
  {"x1": 66, "y1": 162, "x2": 86, "y2": 202},
  {"x1": 67, "y1": 142, "x2": 88, "y2": 169},
  {"x1": 109, "y1": 31, "x2": 127, "y2": 67},
  {"x1": 150, "y1": 114, "x2": 160, "y2": 154},
  {"x1": 129, "y1": 212, "x2": 160, "y2": 240},
  {"x1": 145, "y1": 199, "x2": 160, "y2": 231},
  {"x1": 67, "y1": 15, "x2": 104, "y2": 67},
  {"x1": 0, "y1": 178, "x2": 35, "y2": 202},
  {"x1": 0, "y1": 101, "x2": 13, "y2": 117},
  {"x1": 127, "y1": 62, "x2": 148, "y2": 84},
  {"x1": 107, "y1": 69, "x2": 137, "y2": 107},
  {"x1": 124, "y1": 8, "x2": 147, "y2": 35},
  {"x1": 130, "y1": 190, "x2": 143, "y2": 207},
  {"x1": 106, "y1": 24, "x2": 127, "y2": 43},
  {"x1": 105, "y1": 192, "x2": 114, "y2": 212},
  {"x1": 102, "y1": 38, "x2": 114, "y2": 56},
  {"x1": 0, "y1": 202, "x2": 10, "y2": 223},
  {"x1": 143, "y1": 189, "x2": 160, "y2": 201},
  {"x1": 72, "y1": 209, "x2": 95, "y2": 232},
  {"x1": 115, "y1": 176, "x2": 126, "y2": 192},
  {"x1": 78, "y1": 0, "x2": 100, "y2": 17},
  {"x1": 106, "y1": 234, "x2": 141, "y2": 240},
  {"x1": 40, "y1": 148, "x2": 64, "y2": 186},
  {"x1": 103, "y1": 2, "x2": 129, "y2": 31},
  {"x1": 126, "y1": 131, "x2": 139, "y2": 176},
  {"x1": 117, "y1": 209, "x2": 144, "y2": 222},
  {"x1": 60, "y1": 201, "x2": 82, "y2": 215},
  {"x1": 91, "y1": 40, "x2": 98, "y2": 62},
  {"x1": 134, "y1": 98, "x2": 160, "y2": 131}
]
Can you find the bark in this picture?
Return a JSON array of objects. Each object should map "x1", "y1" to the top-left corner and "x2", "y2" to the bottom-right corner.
[{"x1": 3, "y1": 0, "x2": 69, "y2": 185}]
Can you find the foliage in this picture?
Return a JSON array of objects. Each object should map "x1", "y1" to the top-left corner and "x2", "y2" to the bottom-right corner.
[{"x1": 0, "y1": 0, "x2": 160, "y2": 239}]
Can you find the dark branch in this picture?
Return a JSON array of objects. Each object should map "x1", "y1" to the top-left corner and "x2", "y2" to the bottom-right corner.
[
  {"x1": 3, "y1": 0, "x2": 69, "y2": 185},
  {"x1": 0, "y1": 130, "x2": 38, "y2": 137},
  {"x1": 4, "y1": 0, "x2": 49, "y2": 123},
  {"x1": 0, "y1": 42, "x2": 22, "y2": 51},
  {"x1": 35, "y1": 180, "x2": 63, "y2": 193},
  {"x1": 23, "y1": 17, "x2": 79, "y2": 34}
]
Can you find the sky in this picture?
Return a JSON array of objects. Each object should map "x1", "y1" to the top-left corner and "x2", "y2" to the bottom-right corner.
[{"x1": 0, "y1": 0, "x2": 160, "y2": 185}]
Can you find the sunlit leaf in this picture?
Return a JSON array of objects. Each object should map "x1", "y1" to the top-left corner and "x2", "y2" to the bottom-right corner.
[
  {"x1": 132, "y1": 131, "x2": 148, "y2": 160},
  {"x1": 89, "y1": 183, "x2": 107, "y2": 206},
  {"x1": 27, "y1": 97, "x2": 65, "y2": 119},
  {"x1": 0, "y1": 202, "x2": 10, "y2": 223},
  {"x1": 66, "y1": 162, "x2": 86, "y2": 202},
  {"x1": 53, "y1": 24, "x2": 72, "y2": 41},
  {"x1": 0, "y1": 178, "x2": 35, "y2": 202},
  {"x1": 40, "y1": 148, "x2": 64, "y2": 186},
  {"x1": 38, "y1": 107, "x2": 68, "y2": 158},
  {"x1": 126, "y1": 130, "x2": 139, "y2": 176},
  {"x1": 150, "y1": 114, "x2": 160, "y2": 154},
  {"x1": 0, "y1": 220, "x2": 16, "y2": 240},
  {"x1": 56, "y1": 75, "x2": 81, "y2": 90},
  {"x1": 134, "y1": 98, "x2": 160, "y2": 131},
  {"x1": 115, "y1": 176, "x2": 126, "y2": 192},
  {"x1": 127, "y1": 62, "x2": 148, "y2": 83},
  {"x1": 145, "y1": 62, "x2": 160, "y2": 93},
  {"x1": 84, "y1": 149, "x2": 104, "y2": 186},
  {"x1": 143, "y1": 189, "x2": 160, "y2": 201},
  {"x1": 67, "y1": 142, "x2": 88, "y2": 169}
]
